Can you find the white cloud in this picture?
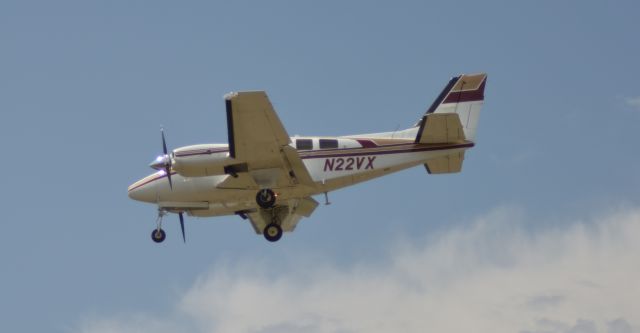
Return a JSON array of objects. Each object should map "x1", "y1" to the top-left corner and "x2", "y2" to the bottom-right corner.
[
  {"x1": 625, "y1": 96, "x2": 640, "y2": 110},
  {"x1": 76, "y1": 206, "x2": 640, "y2": 333}
]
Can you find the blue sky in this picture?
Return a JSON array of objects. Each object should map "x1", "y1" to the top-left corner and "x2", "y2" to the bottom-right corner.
[{"x1": 2, "y1": 1, "x2": 640, "y2": 332}]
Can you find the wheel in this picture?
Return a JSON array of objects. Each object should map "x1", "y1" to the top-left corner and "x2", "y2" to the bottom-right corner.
[
  {"x1": 256, "y1": 188, "x2": 276, "y2": 208},
  {"x1": 263, "y1": 223, "x2": 283, "y2": 242},
  {"x1": 151, "y1": 228, "x2": 166, "y2": 243}
]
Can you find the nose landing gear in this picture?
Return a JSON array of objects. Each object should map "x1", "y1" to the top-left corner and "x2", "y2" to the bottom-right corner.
[
  {"x1": 151, "y1": 228, "x2": 166, "y2": 243},
  {"x1": 149, "y1": 208, "x2": 187, "y2": 243},
  {"x1": 151, "y1": 210, "x2": 167, "y2": 243}
]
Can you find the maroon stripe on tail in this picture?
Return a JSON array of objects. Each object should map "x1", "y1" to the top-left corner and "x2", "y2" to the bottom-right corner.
[{"x1": 442, "y1": 80, "x2": 485, "y2": 104}]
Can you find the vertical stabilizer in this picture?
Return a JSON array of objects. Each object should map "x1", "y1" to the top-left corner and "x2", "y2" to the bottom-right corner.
[{"x1": 416, "y1": 73, "x2": 486, "y2": 142}]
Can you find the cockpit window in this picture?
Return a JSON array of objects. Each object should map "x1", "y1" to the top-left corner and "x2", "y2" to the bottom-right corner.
[
  {"x1": 296, "y1": 139, "x2": 313, "y2": 150},
  {"x1": 319, "y1": 139, "x2": 338, "y2": 149}
]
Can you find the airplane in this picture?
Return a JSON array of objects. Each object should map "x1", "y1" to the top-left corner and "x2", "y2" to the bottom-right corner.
[{"x1": 128, "y1": 73, "x2": 487, "y2": 243}]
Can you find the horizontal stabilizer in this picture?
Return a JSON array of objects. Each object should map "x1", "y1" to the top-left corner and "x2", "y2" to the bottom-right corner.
[
  {"x1": 416, "y1": 113, "x2": 465, "y2": 144},
  {"x1": 424, "y1": 151, "x2": 465, "y2": 174}
]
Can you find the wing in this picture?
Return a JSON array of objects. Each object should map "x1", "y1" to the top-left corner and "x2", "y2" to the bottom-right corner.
[
  {"x1": 224, "y1": 91, "x2": 315, "y2": 188},
  {"x1": 245, "y1": 197, "x2": 319, "y2": 234},
  {"x1": 225, "y1": 91, "x2": 289, "y2": 165}
]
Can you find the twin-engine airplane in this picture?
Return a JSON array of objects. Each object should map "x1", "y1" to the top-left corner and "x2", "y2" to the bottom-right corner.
[{"x1": 128, "y1": 73, "x2": 487, "y2": 243}]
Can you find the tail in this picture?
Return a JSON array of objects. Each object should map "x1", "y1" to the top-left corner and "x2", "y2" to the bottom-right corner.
[{"x1": 415, "y1": 73, "x2": 487, "y2": 143}]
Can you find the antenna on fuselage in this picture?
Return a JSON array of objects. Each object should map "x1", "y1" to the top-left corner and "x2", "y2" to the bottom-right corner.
[
  {"x1": 324, "y1": 192, "x2": 331, "y2": 205},
  {"x1": 322, "y1": 179, "x2": 331, "y2": 205},
  {"x1": 391, "y1": 124, "x2": 400, "y2": 138}
]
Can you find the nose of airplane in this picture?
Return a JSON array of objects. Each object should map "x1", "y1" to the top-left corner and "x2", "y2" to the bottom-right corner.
[{"x1": 128, "y1": 181, "x2": 156, "y2": 203}]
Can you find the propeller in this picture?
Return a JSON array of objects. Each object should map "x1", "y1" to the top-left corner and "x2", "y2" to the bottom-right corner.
[
  {"x1": 178, "y1": 212, "x2": 186, "y2": 243},
  {"x1": 150, "y1": 128, "x2": 175, "y2": 190},
  {"x1": 161, "y1": 129, "x2": 173, "y2": 189}
]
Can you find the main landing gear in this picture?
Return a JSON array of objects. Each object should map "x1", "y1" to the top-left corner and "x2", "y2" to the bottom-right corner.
[
  {"x1": 263, "y1": 223, "x2": 283, "y2": 242},
  {"x1": 256, "y1": 188, "x2": 276, "y2": 209},
  {"x1": 256, "y1": 189, "x2": 282, "y2": 242},
  {"x1": 261, "y1": 203, "x2": 283, "y2": 242}
]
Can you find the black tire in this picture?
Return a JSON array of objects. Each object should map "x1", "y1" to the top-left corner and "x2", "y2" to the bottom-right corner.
[
  {"x1": 256, "y1": 189, "x2": 276, "y2": 209},
  {"x1": 151, "y1": 228, "x2": 166, "y2": 243},
  {"x1": 263, "y1": 223, "x2": 283, "y2": 242}
]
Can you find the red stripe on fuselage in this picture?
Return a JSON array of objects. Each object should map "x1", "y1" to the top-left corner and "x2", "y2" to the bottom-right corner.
[
  {"x1": 299, "y1": 142, "x2": 473, "y2": 159},
  {"x1": 164, "y1": 142, "x2": 473, "y2": 160},
  {"x1": 128, "y1": 172, "x2": 176, "y2": 192}
]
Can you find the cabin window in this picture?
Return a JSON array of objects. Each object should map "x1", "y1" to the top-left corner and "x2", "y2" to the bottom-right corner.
[
  {"x1": 296, "y1": 139, "x2": 313, "y2": 150},
  {"x1": 319, "y1": 139, "x2": 338, "y2": 149}
]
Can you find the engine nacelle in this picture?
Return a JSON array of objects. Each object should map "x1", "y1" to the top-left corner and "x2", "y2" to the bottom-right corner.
[{"x1": 171, "y1": 144, "x2": 240, "y2": 177}]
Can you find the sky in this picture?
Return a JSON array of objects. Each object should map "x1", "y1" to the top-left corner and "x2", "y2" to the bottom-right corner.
[{"x1": 1, "y1": 1, "x2": 640, "y2": 332}]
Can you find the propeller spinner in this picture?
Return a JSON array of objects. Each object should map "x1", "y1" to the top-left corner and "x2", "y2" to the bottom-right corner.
[{"x1": 149, "y1": 128, "x2": 174, "y2": 189}]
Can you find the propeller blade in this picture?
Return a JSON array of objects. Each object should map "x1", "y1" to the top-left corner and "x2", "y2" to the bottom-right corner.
[
  {"x1": 165, "y1": 166, "x2": 173, "y2": 189},
  {"x1": 160, "y1": 128, "x2": 173, "y2": 190},
  {"x1": 179, "y1": 212, "x2": 186, "y2": 243},
  {"x1": 161, "y1": 128, "x2": 168, "y2": 155}
]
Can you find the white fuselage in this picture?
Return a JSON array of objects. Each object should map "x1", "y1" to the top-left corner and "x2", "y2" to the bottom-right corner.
[{"x1": 128, "y1": 135, "x2": 473, "y2": 217}]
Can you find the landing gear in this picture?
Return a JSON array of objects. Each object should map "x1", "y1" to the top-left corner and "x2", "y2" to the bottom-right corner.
[
  {"x1": 151, "y1": 228, "x2": 166, "y2": 243},
  {"x1": 256, "y1": 188, "x2": 276, "y2": 209},
  {"x1": 263, "y1": 223, "x2": 283, "y2": 242},
  {"x1": 152, "y1": 209, "x2": 167, "y2": 243}
]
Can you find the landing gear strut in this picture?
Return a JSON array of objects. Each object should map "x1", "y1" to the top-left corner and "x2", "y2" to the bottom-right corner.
[
  {"x1": 151, "y1": 210, "x2": 166, "y2": 243},
  {"x1": 256, "y1": 188, "x2": 276, "y2": 209},
  {"x1": 263, "y1": 223, "x2": 283, "y2": 242}
]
